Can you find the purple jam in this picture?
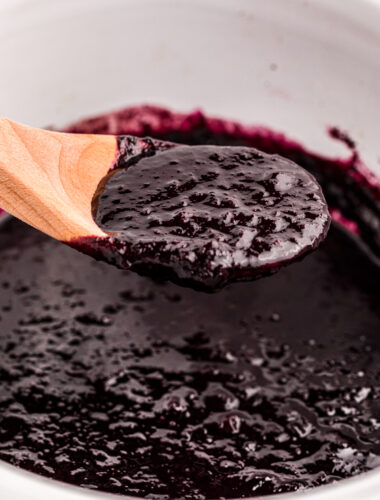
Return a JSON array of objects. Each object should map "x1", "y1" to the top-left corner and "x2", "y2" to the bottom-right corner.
[
  {"x1": 92, "y1": 143, "x2": 330, "y2": 290},
  {"x1": 0, "y1": 105, "x2": 379, "y2": 499}
]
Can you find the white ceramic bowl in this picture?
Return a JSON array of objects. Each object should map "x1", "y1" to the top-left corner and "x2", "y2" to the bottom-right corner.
[{"x1": 0, "y1": 0, "x2": 379, "y2": 499}]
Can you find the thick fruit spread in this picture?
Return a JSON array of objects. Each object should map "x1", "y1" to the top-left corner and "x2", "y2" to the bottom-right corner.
[{"x1": 0, "y1": 106, "x2": 379, "y2": 499}]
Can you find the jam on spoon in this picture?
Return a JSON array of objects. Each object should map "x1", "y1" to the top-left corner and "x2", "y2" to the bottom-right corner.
[
  {"x1": 91, "y1": 141, "x2": 330, "y2": 290},
  {"x1": 0, "y1": 117, "x2": 329, "y2": 290}
]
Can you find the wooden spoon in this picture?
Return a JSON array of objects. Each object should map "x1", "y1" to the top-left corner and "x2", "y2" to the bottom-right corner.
[
  {"x1": 0, "y1": 116, "x2": 173, "y2": 242},
  {"x1": 0, "y1": 116, "x2": 330, "y2": 290}
]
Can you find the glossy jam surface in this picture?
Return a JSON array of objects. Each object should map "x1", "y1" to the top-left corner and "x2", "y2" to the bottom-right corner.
[
  {"x1": 94, "y1": 144, "x2": 330, "y2": 289},
  {"x1": 0, "y1": 106, "x2": 379, "y2": 499},
  {"x1": 1, "y1": 218, "x2": 380, "y2": 499}
]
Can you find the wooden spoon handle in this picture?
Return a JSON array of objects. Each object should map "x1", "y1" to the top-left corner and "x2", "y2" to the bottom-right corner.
[{"x1": 0, "y1": 117, "x2": 117, "y2": 241}]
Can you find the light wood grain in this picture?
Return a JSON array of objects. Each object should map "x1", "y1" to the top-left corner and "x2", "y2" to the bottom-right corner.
[{"x1": 0, "y1": 117, "x2": 117, "y2": 241}]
